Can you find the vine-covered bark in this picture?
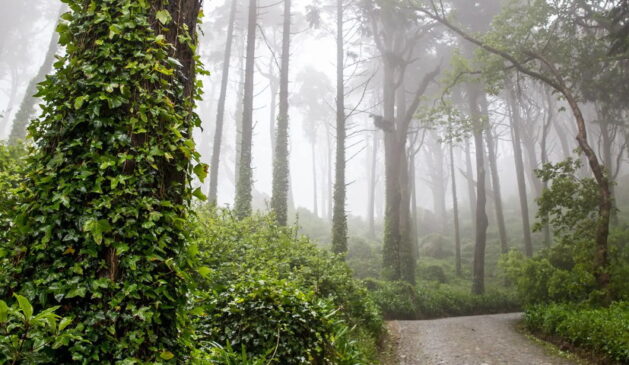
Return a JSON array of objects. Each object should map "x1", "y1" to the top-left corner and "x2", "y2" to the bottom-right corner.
[{"x1": 7, "y1": 0, "x2": 204, "y2": 361}]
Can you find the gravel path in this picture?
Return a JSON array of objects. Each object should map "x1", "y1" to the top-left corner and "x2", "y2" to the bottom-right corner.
[{"x1": 392, "y1": 313, "x2": 576, "y2": 365}]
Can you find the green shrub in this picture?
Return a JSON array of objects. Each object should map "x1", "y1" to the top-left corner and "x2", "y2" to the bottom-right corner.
[
  {"x1": 365, "y1": 279, "x2": 519, "y2": 320},
  {"x1": 196, "y1": 277, "x2": 333, "y2": 364},
  {"x1": 0, "y1": 294, "x2": 81, "y2": 364},
  {"x1": 524, "y1": 302, "x2": 629, "y2": 363},
  {"x1": 191, "y1": 208, "x2": 382, "y2": 362}
]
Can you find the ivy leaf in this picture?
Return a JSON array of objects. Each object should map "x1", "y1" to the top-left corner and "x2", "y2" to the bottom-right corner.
[
  {"x1": 0, "y1": 300, "x2": 8, "y2": 323},
  {"x1": 14, "y1": 294, "x2": 33, "y2": 322},
  {"x1": 59, "y1": 317, "x2": 73, "y2": 331},
  {"x1": 74, "y1": 96, "x2": 87, "y2": 110},
  {"x1": 192, "y1": 187, "x2": 206, "y2": 201},
  {"x1": 197, "y1": 266, "x2": 212, "y2": 278},
  {"x1": 156, "y1": 10, "x2": 172, "y2": 25},
  {"x1": 84, "y1": 219, "x2": 112, "y2": 245},
  {"x1": 160, "y1": 351, "x2": 175, "y2": 360},
  {"x1": 193, "y1": 163, "x2": 208, "y2": 182}
]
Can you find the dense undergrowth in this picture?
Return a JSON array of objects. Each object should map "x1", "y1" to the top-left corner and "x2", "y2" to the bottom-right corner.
[
  {"x1": 189, "y1": 208, "x2": 383, "y2": 363},
  {"x1": 525, "y1": 302, "x2": 629, "y2": 363}
]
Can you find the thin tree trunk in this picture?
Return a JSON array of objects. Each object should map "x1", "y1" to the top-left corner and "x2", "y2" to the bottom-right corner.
[
  {"x1": 469, "y1": 83, "x2": 488, "y2": 295},
  {"x1": 9, "y1": 8, "x2": 63, "y2": 144},
  {"x1": 541, "y1": 89, "x2": 553, "y2": 246},
  {"x1": 368, "y1": 132, "x2": 378, "y2": 238},
  {"x1": 332, "y1": 0, "x2": 347, "y2": 254},
  {"x1": 482, "y1": 95, "x2": 508, "y2": 253},
  {"x1": 234, "y1": 0, "x2": 257, "y2": 219},
  {"x1": 450, "y1": 143, "x2": 462, "y2": 276},
  {"x1": 271, "y1": 0, "x2": 291, "y2": 225},
  {"x1": 312, "y1": 140, "x2": 318, "y2": 217},
  {"x1": 208, "y1": 0, "x2": 237, "y2": 204},
  {"x1": 507, "y1": 85, "x2": 534, "y2": 257},
  {"x1": 464, "y1": 138, "x2": 477, "y2": 225}
]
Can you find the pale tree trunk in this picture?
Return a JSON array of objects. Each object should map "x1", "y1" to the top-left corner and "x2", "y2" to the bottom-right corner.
[
  {"x1": 271, "y1": 0, "x2": 291, "y2": 225},
  {"x1": 208, "y1": 0, "x2": 237, "y2": 204},
  {"x1": 312, "y1": 140, "x2": 318, "y2": 217},
  {"x1": 507, "y1": 85, "x2": 534, "y2": 257},
  {"x1": 464, "y1": 138, "x2": 477, "y2": 225},
  {"x1": 368, "y1": 132, "x2": 379, "y2": 238},
  {"x1": 481, "y1": 96, "x2": 508, "y2": 253},
  {"x1": 234, "y1": 0, "x2": 257, "y2": 219},
  {"x1": 9, "y1": 6, "x2": 63, "y2": 144},
  {"x1": 468, "y1": 83, "x2": 489, "y2": 295},
  {"x1": 450, "y1": 143, "x2": 462, "y2": 276},
  {"x1": 332, "y1": 0, "x2": 347, "y2": 253}
]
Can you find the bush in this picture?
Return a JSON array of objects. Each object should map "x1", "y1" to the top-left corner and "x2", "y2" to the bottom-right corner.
[
  {"x1": 196, "y1": 277, "x2": 334, "y2": 364},
  {"x1": 0, "y1": 294, "x2": 81, "y2": 364},
  {"x1": 191, "y1": 208, "x2": 382, "y2": 362},
  {"x1": 524, "y1": 302, "x2": 629, "y2": 363},
  {"x1": 365, "y1": 279, "x2": 520, "y2": 320}
]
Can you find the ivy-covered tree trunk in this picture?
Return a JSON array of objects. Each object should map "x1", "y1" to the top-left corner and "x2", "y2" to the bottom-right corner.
[
  {"x1": 234, "y1": 0, "x2": 258, "y2": 219},
  {"x1": 10, "y1": 0, "x2": 203, "y2": 361},
  {"x1": 209, "y1": 0, "x2": 237, "y2": 205},
  {"x1": 332, "y1": 0, "x2": 347, "y2": 254},
  {"x1": 271, "y1": 0, "x2": 291, "y2": 226},
  {"x1": 8, "y1": 7, "x2": 63, "y2": 145}
]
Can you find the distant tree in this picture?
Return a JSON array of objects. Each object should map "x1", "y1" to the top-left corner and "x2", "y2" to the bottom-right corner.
[
  {"x1": 234, "y1": 0, "x2": 258, "y2": 218},
  {"x1": 208, "y1": 0, "x2": 238, "y2": 205},
  {"x1": 271, "y1": 0, "x2": 292, "y2": 226}
]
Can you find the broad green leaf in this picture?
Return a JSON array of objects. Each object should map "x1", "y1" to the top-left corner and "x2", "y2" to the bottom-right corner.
[
  {"x1": 59, "y1": 317, "x2": 73, "y2": 331},
  {"x1": 156, "y1": 10, "x2": 172, "y2": 25},
  {"x1": 193, "y1": 163, "x2": 208, "y2": 182},
  {"x1": 197, "y1": 266, "x2": 212, "y2": 278},
  {"x1": 192, "y1": 187, "x2": 206, "y2": 201},
  {"x1": 0, "y1": 300, "x2": 8, "y2": 323},
  {"x1": 14, "y1": 294, "x2": 33, "y2": 322},
  {"x1": 160, "y1": 351, "x2": 175, "y2": 360}
]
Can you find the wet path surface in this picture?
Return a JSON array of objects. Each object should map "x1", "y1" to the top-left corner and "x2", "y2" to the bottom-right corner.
[{"x1": 392, "y1": 313, "x2": 576, "y2": 365}]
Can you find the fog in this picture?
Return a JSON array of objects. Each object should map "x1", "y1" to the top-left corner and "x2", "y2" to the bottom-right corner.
[{"x1": 1, "y1": 0, "x2": 627, "y2": 248}]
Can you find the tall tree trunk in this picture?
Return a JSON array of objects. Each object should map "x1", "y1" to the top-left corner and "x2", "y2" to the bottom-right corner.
[
  {"x1": 450, "y1": 143, "x2": 462, "y2": 276},
  {"x1": 553, "y1": 115, "x2": 572, "y2": 160},
  {"x1": 368, "y1": 132, "x2": 378, "y2": 238},
  {"x1": 464, "y1": 138, "x2": 477, "y2": 225},
  {"x1": 468, "y1": 83, "x2": 489, "y2": 295},
  {"x1": 271, "y1": 0, "x2": 291, "y2": 225},
  {"x1": 410, "y1": 152, "x2": 419, "y2": 261},
  {"x1": 332, "y1": 0, "x2": 347, "y2": 254},
  {"x1": 208, "y1": 0, "x2": 237, "y2": 204},
  {"x1": 382, "y1": 59, "x2": 402, "y2": 280},
  {"x1": 312, "y1": 140, "x2": 319, "y2": 217},
  {"x1": 233, "y1": 41, "x2": 246, "y2": 186},
  {"x1": 9, "y1": 8, "x2": 63, "y2": 144},
  {"x1": 482, "y1": 96, "x2": 508, "y2": 253},
  {"x1": 234, "y1": 0, "x2": 257, "y2": 219},
  {"x1": 507, "y1": 86, "x2": 534, "y2": 257},
  {"x1": 541, "y1": 89, "x2": 553, "y2": 246}
]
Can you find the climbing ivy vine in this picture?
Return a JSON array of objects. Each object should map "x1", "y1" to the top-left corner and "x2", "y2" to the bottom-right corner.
[{"x1": 2, "y1": 0, "x2": 206, "y2": 362}]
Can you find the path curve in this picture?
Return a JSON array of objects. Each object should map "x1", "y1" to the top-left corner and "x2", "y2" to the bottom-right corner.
[{"x1": 391, "y1": 313, "x2": 575, "y2": 365}]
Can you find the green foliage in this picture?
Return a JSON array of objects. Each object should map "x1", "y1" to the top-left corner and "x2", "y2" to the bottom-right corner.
[
  {"x1": 365, "y1": 279, "x2": 519, "y2": 320},
  {"x1": 191, "y1": 208, "x2": 382, "y2": 362},
  {"x1": 0, "y1": 142, "x2": 26, "y2": 242},
  {"x1": 197, "y1": 277, "x2": 333, "y2": 363},
  {"x1": 2, "y1": 0, "x2": 206, "y2": 362},
  {"x1": 0, "y1": 294, "x2": 82, "y2": 364},
  {"x1": 534, "y1": 159, "x2": 599, "y2": 237},
  {"x1": 525, "y1": 302, "x2": 629, "y2": 363}
]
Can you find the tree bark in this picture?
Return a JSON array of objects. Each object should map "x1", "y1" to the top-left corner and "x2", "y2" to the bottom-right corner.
[
  {"x1": 482, "y1": 96, "x2": 508, "y2": 254},
  {"x1": 208, "y1": 0, "x2": 237, "y2": 204},
  {"x1": 507, "y1": 85, "x2": 534, "y2": 257},
  {"x1": 271, "y1": 0, "x2": 291, "y2": 225},
  {"x1": 468, "y1": 83, "x2": 489, "y2": 295},
  {"x1": 450, "y1": 143, "x2": 462, "y2": 276},
  {"x1": 368, "y1": 132, "x2": 378, "y2": 238},
  {"x1": 464, "y1": 138, "x2": 477, "y2": 225},
  {"x1": 234, "y1": 0, "x2": 257, "y2": 219},
  {"x1": 332, "y1": 0, "x2": 347, "y2": 253}
]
